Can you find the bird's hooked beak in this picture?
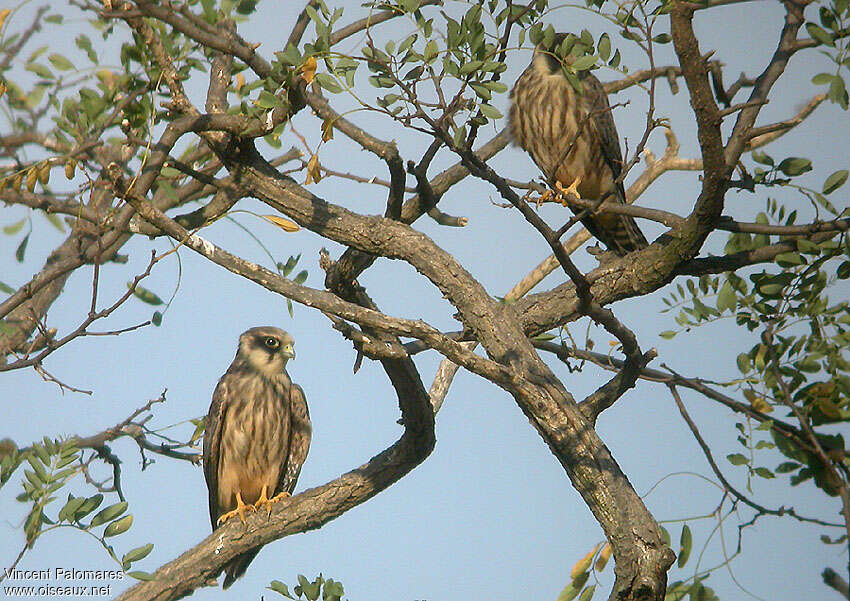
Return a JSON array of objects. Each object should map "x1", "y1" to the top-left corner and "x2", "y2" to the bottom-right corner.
[{"x1": 281, "y1": 343, "x2": 295, "y2": 360}]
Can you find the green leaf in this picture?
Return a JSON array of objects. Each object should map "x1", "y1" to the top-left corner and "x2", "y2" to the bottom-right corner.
[
  {"x1": 812, "y1": 72, "x2": 835, "y2": 86},
  {"x1": 557, "y1": 572, "x2": 590, "y2": 601},
  {"x1": 0, "y1": 281, "x2": 14, "y2": 294},
  {"x1": 776, "y1": 461, "x2": 800, "y2": 473},
  {"x1": 754, "y1": 466, "x2": 775, "y2": 479},
  {"x1": 571, "y1": 55, "x2": 598, "y2": 71},
  {"x1": 44, "y1": 213, "x2": 65, "y2": 232},
  {"x1": 469, "y1": 82, "x2": 491, "y2": 100},
  {"x1": 90, "y1": 501, "x2": 128, "y2": 527},
  {"x1": 128, "y1": 283, "x2": 164, "y2": 306},
  {"x1": 823, "y1": 170, "x2": 848, "y2": 194},
  {"x1": 483, "y1": 81, "x2": 508, "y2": 94},
  {"x1": 578, "y1": 585, "x2": 596, "y2": 601},
  {"x1": 3, "y1": 219, "x2": 26, "y2": 235},
  {"x1": 806, "y1": 22, "x2": 834, "y2": 46},
  {"x1": 58, "y1": 496, "x2": 86, "y2": 522},
  {"x1": 837, "y1": 261, "x2": 850, "y2": 279},
  {"x1": 269, "y1": 580, "x2": 294, "y2": 598},
  {"x1": 775, "y1": 252, "x2": 804, "y2": 267},
  {"x1": 478, "y1": 103, "x2": 502, "y2": 120},
  {"x1": 751, "y1": 150, "x2": 774, "y2": 166},
  {"x1": 279, "y1": 254, "x2": 300, "y2": 277},
  {"x1": 423, "y1": 40, "x2": 438, "y2": 63},
  {"x1": 677, "y1": 525, "x2": 692, "y2": 567},
  {"x1": 15, "y1": 233, "x2": 30, "y2": 263},
  {"x1": 597, "y1": 34, "x2": 611, "y2": 61},
  {"x1": 122, "y1": 543, "x2": 154, "y2": 564},
  {"x1": 459, "y1": 60, "x2": 484, "y2": 75},
  {"x1": 716, "y1": 281, "x2": 737, "y2": 312},
  {"x1": 777, "y1": 157, "x2": 812, "y2": 176},
  {"x1": 104, "y1": 514, "x2": 133, "y2": 537},
  {"x1": 48, "y1": 54, "x2": 75, "y2": 71},
  {"x1": 151, "y1": 311, "x2": 163, "y2": 326},
  {"x1": 659, "y1": 330, "x2": 676, "y2": 340},
  {"x1": 302, "y1": 578, "x2": 321, "y2": 601},
  {"x1": 727, "y1": 453, "x2": 749, "y2": 466},
  {"x1": 126, "y1": 571, "x2": 155, "y2": 581},
  {"x1": 293, "y1": 270, "x2": 308, "y2": 285},
  {"x1": 314, "y1": 73, "x2": 343, "y2": 93},
  {"x1": 26, "y1": 62, "x2": 54, "y2": 80},
  {"x1": 75, "y1": 494, "x2": 104, "y2": 520},
  {"x1": 256, "y1": 90, "x2": 284, "y2": 109}
]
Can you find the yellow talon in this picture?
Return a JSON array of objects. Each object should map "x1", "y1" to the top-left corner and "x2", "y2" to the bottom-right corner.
[
  {"x1": 555, "y1": 177, "x2": 582, "y2": 204},
  {"x1": 254, "y1": 485, "x2": 291, "y2": 517},
  {"x1": 217, "y1": 491, "x2": 254, "y2": 526},
  {"x1": 533, "y1": 189, "x2": 555, "y2": 207}
]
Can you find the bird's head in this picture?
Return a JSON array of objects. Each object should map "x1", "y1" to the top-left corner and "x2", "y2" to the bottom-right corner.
[
  {"x1": 237, "y1": 326, "x2": 296, "y2": 377},
  {"x1": 531, "y1": 32, "x2": 593, "y2": 76}
]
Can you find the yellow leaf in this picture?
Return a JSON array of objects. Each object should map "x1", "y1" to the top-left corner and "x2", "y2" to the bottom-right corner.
[
  {"x1": 65, "y1": 159, "x2": 77, "y2": 180},
  {"x1": 570, "y1": 543, "x2": 601, "y2": 579},
  {"x1": 38, "y1": 162, "x2": 51, "y2": 186},
  {"x1": 95, "y1": 69, "x2": 115, "y2": 89},
  {"x1": 26, "y1": 166, "x2": 38, "y2": 192},
  {"x1": 300, "y1": 56, "x2": 317, "y2": 84},
  {"x1": 305, "y1": 153, "x2": 322, "y2": 184},
  {"x1": 750, "y1": 396, "x2": 773, "y2": 413},
  {"x1": 0, "y1": 9, "x2": 10, "y2": 32},
  {"x1": 263, "y1": 215, "x2": 300, "y2": 232},
  {"x1": 0, "y1": 82, "x2": 6, "y2": 100},
  {"x1": 235, "y1": 73, "x2": 245, "y2": 92},
  {"x1": 321, "y1": 118, "x2": 334, "y2": 142},
  {"x1": 12, "y1": 173, "x2": 23, "y2": 191},
  {"x1": 594, "y1": 543, "x2": 612, "y2": 572}
]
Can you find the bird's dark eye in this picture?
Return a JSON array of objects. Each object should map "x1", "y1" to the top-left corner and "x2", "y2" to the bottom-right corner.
[{"x1": 264, "y1": 337, "x2": 280, "y2": 349}]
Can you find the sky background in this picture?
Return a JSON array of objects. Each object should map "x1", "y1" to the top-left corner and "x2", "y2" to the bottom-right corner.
[{"x1": 2, "y1": 1, "x2": 848, "y2": 600}]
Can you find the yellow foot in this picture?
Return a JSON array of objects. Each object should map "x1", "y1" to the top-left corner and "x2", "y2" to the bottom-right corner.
[
  {"x1": 531, "y1": 189, "x2": 554, "y2": 208},
  {"x1": 217, "y1": 491, "x2": 254, "y2": 526},
  {"x1": 555, "y1": 177, "x2": 582, "y2": 205},
  {"x1": 253, "y1": 485, "x2": 291, "y2": 517}
]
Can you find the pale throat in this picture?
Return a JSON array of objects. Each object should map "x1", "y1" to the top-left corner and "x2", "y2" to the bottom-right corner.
[{"x1": 243, "y1": 346, "x2": 290, "y2": 379}]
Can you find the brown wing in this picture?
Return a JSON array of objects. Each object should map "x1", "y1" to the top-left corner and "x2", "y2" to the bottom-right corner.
[
  {"x1": 202, "y1": 374, "x2": 231, "y2": 530},
  {"x1": 278, "y1": 383, "x2": 311, "y2": 495},
  {"x1": 579, "y1": 72, "x2": 648, "y2": 255}
]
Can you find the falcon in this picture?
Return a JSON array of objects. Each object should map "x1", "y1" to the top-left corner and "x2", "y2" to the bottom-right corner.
[
  {"x1": 509, "y1": 33, "x2": 648, "y2": 256},
  {"x1": 203, "y1": 326, "x2": 311, "y2": 588}
]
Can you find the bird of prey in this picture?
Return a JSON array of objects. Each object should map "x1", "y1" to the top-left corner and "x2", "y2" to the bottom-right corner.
[
  {"x1": 509, "y1": 33, "x2": 648, "y2": 256},
  {"x1": 203, "y1": 326, "x2": 311, "y2": 589}
]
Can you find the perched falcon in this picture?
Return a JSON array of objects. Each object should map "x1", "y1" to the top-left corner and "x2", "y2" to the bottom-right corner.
[
  {"x1": 203, "y1": 326, "x2": 311, "y2": 588},
  {"x1": 509, "y1": 33, "x2": 648, "y2": 256}
]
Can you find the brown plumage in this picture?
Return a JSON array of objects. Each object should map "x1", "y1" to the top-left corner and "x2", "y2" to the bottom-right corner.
[
  {"x1": 203, "y1": 326, "x2": 311, "y2": 589},
  {"x1": 509, "y1": 34, "x2": 648, "y2": 256}
]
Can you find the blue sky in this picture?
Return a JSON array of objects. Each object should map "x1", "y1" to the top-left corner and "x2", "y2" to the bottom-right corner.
[{"x1": 2, "y1": 1, "x2": 847, "y2": 600}]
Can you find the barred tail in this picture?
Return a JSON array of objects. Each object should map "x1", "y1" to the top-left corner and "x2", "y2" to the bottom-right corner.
[{"x1": 222, "y1": 548, "x2": 261, "y2": 589}]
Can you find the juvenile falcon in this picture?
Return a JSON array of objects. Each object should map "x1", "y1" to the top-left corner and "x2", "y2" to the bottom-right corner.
[
  {"x1": 509, "y1": 33, "x2": 648, "y2": 256},
  {"x1": 203, "y1": 326, "x2": 311, "y2": 588}
]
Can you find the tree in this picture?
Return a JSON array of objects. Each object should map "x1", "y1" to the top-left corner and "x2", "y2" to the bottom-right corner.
[{"x1": 1, "y1": 1, "x2": 848, "y2": 600}]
